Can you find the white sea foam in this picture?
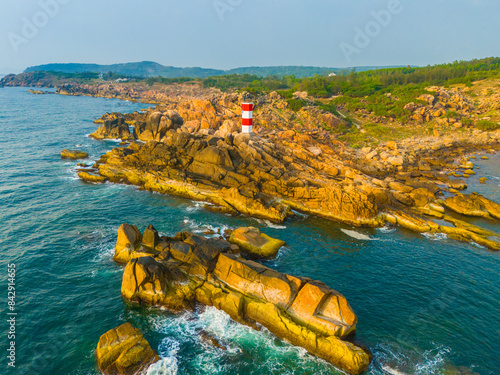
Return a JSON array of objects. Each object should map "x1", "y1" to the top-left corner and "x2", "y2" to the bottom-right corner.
[
  {"x1": 72, "y1": 226, "x2": 119, "y2": 263},
  {"x1": 422, "y1": 232, "x2": 448, "y2": 241},
  {"x1": 90, "y1": 242, "x2": 116, "y2": 263},
  {"x1": 341, "y1": 229, "x2": 373, "y2": 240},
  {"x1": 381, "y1": 365, "x2": 409, "y2": 375},
  {"x1": 147, "y1": 307, "x2": 333, "y2": 374},
  {"x1": 146, "y1": 338, "x2": 180, "y2": 375},
  {"x1": 185, "y1": 202, "x2": 205, "y2": 212},
  {"x1": 378, "y1": 225, "x2": 396, "y2": 234},
  {"x1": 257, "y1": 219, "x2": 287, "y2": 229},
  {"x1": 414, "y1": 346, "x2": 451, "y2": 374},
  {"x1": 62, "y1": 175, "x2": 80, "y2": 181},
  {"x1": 373, "y1": 343, "x2": 452, "y2": 375},
  {"x1": 182, "y1": 218, "x2": 229, "y2": 238},
  {"x1": 291, "y1": 209, "x2": 309, "y2": 218}
]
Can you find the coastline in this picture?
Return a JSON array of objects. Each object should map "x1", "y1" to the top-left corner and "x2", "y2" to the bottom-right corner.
[
  {"x1": 63, "y1": 84, "x2": 500, "y2": 252},
  {"x1": 0, "y1": 86, "x2": 498, "y2": 374}
]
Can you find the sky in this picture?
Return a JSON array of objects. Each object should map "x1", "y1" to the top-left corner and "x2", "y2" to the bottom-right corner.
[{"x1": 0, "y1": 0, "x2": 499, "y2": 74}]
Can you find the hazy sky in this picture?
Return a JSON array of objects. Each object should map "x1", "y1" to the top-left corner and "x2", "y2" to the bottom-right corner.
[{"x1": 0, "y1": 0, "x2": 499, "y2": 73}]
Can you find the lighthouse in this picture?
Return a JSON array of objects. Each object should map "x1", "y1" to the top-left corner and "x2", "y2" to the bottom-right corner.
[{"x1": 241, "y1": 102, "x2": 253, "y2": 134}]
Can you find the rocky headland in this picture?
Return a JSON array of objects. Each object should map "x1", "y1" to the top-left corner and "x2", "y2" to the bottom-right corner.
[
  {"x1": 72, "y1": 87, "x2": 500, "y2": 251},
  {"x1": 101, "y1": 224, "x2": 372, "y2": 375},
  {"x1": 6, "y1": 69, "x2": 499, "y2": 373}
]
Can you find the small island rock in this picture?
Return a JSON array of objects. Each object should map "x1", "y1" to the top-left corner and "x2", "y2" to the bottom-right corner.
[{"x1": 96, "y1": 322, "x2": 160, "y2": 375}]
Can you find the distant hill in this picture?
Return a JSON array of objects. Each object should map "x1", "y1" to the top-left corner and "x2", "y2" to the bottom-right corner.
[
  {"x1": 24, "y1": 62, "x2": 223, "y2": 79},
  {"x1": 24, "y1": 61, "x2": 406, "y2": 79}
]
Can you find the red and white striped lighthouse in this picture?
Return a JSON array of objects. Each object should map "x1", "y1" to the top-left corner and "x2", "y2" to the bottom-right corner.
[{"x1": 241, "y1": 102, "x2": 253, "y2": 134}]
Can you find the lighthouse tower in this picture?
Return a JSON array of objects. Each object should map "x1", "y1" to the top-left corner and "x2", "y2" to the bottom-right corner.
[{"x1": 241, "y1": 102, "x2": 253, "y2": 134}]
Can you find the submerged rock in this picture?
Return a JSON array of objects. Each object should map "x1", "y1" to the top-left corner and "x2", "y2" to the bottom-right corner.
[
  {"x1": 117, "y1": 225, "x2": 371, "y2": 375},
  {"x1": 60, "y1": 149, "x2": 88, "y2": 159},
  {"x1": 96, "y1": 322, "x2": 160, "y2": 375},
  {"x1": 228, "y1": 227, "x2": 285, "y2": 258}
]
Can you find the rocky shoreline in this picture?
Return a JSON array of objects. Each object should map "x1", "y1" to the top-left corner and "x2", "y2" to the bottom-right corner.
[
  {"x1": 72, "y1": 89, "x2": 500, "y2": 251},
  {"x1": 98, "y1": 224, "x2": 372, "y2": 375},
  {"x1": 38, "y1": 79, "x2": 500, "y2": 373}
]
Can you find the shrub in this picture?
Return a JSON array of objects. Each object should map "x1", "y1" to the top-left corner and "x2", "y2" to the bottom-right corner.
[
  {"x1": 276, "y1": 89, "x2": 293, "y2": 99},
  {"x1": 461, "y1": 118, "x2": 473, "y2": 126},
  {"x1": 444, "y1": 110, "x2": 459, "y2": 118},
  {"x1": 286, "y1": 98, "x2": 309, "y2": 112},
  {"x1": 476, "y1": 120, "x2": 500, "y2": 131},
  {"x1": 317, "y1": 102, "x2": 341, "y2": 116}
]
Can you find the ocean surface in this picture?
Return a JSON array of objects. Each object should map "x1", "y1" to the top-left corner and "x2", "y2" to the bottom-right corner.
[{"x1": 0, "y1": 87, "x2": 499, "y2": 375}]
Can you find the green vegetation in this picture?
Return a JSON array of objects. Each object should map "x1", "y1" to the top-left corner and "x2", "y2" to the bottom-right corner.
[
  {"x1": 203, "y1": 74, "x2": 297, "y2": 94},
  {"x1": 16, "y1": 57, "x2": 500, "y2": 99},
  {"x1": 25, "y1": 61, "x2": 406, "y2": 79},
  {"x1": 476, "y1": 120, "x2": 500, "y2": 131},
  {"x1": 332, "y1": 84, "x2": 429, "y2": 123},
  {"x1": 444, "y1": 110, "x2": 459, "y2": 118},
  {"x1": 286, "y1": 98, "x2": 310, "y2": 112},
  {"x1": 315, "y1": 101, "x2": 341, "y2": 117},
  {"x1": 339, "y1": 121, "x2": 428, "y2": 147},
  {"x1": 199, "y1": 57, "x2": 500, "y2": 97},
  {"x1": 7, "y1": 57, "x2": 500, "y2": 148},
  {"x1": 145, "y1": 76, "x2": 196, "y2": 86},
  {"x1": 461, "y1": 118, "x2": 474, "y2": 126}
]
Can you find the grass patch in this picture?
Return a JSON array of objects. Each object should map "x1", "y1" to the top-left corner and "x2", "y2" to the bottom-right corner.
[{"x1": 476, "y1": 120, "x2": 500, "y2": 131}]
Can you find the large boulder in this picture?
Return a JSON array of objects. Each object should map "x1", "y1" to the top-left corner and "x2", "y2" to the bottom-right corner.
[
  {"x1": 215, "y1": 120, "x2": 239, "y2": 138},
  {"x1": 134, "y1": 112, "x2": 180, "y2": 141},
  {"x1": 90, "y1": 116, "x2": 133, "y2": 140},
  {"x1": 444, "y1": 194, "x2": 491, "y2": 218},
  {"x1": 96, "y1": 322, "x2": 160, "y2": 375},
  {"x1": 121, "y1": 256, "x2": 195, "y2": 310},
  {"x1": 115, "y1": 224, "x2": 142, "y2": 253},
  {"x1": 444, "y1": 194, "x2": 500, "y2": 219},
  {"x1": 228, "y1": 227, "x2": 285, "y2": 258},
  {"x1": 113, "y1": 224, "x2": 160, "y2": 264},
  {"x1": 193, "y1": 146, "x2": 234, "y2": 168}
]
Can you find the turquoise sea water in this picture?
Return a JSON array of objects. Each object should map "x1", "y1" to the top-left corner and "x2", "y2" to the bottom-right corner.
[{"x1": 0, "y1": 87, "x2": 499, "y2": 375}]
